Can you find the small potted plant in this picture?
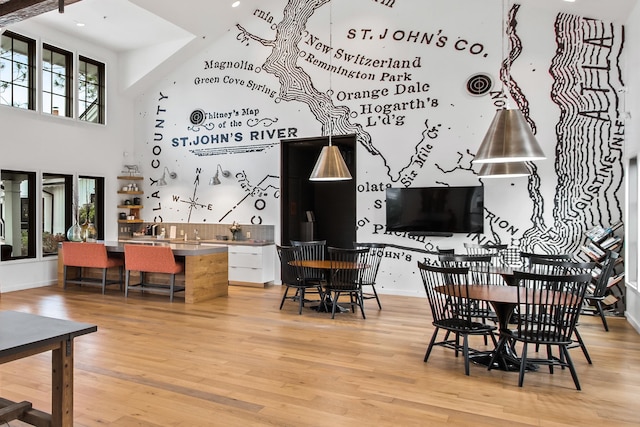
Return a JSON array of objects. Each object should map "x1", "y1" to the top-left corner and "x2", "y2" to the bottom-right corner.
[{"x1": 230, "y1": 221, "x2": 241, "y2": 241}]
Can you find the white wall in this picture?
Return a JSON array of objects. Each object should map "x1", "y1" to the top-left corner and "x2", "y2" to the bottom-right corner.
[
  {"x1": 0, "y1": 1, "x2": 632, "y2": 312},
  {"x1": 624, "y1": 3, "x2": 640, "y2": 333},
  {"x1": 133, "y1": 0, "x2": 627, "y2": 298},
  {"x1": 0, "y1": 20, "x2": 135, "y2": 292}
]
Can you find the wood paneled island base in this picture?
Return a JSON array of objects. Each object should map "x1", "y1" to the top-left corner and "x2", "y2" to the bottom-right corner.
[{"x1": 58, "y1": 242, "x2": 228, "y2": 303}]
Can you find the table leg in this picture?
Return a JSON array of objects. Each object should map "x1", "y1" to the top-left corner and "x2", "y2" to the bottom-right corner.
[{"x1": 52, "y1": 338, "x2": 74, "y2": 427}]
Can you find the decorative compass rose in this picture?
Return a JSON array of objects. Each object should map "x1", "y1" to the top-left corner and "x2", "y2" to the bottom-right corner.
[{"x1": 174, "y1": 168, "x2": 213, "y2": 222}]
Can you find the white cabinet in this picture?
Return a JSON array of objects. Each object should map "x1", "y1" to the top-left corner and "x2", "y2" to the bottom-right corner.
[{"x1": 228, "y1": 244, "x2": 275, "y2": 287}]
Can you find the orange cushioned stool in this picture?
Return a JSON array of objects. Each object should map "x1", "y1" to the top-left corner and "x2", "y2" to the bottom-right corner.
[
  {"x1": 62, "y1": 241, "x2": 124, "y2": 294},
  {"x1": 124, "y1": 244, "x2": 185, "y2": 302}
]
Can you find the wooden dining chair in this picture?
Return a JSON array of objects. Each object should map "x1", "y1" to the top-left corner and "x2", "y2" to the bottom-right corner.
[
  {"x1": 464, "y1": 243, "x2": 507, "y2": 267},
  {"x1": 277, "y1": 245, "x2": 325, "y2": 314},
  {"x1": 519, "y1": 251, "x2": 573, "y2": 269},
  {"x1": 325, "y1": 247, "x2": 368, "y2": 319},
  {"x1": 291, "y1": 240, "x2": 326, "y2": 285},
  {"x1": 525, "y1": 257, "x2": 596, "y2": 364},
  {"x1": 439, "y1": 254, "x2": 501, "y2": 326},
  {"x1": 353, "y1": 242, "x2": 385, "y2": 309},
  {"x1": 489, "y1": 271, "x2": 592, "y2": 390},
  {"x1": 418, "y1": 262, "x2": 498, "y2": 376}
]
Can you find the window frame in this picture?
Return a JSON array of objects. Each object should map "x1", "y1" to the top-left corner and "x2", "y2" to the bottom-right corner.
[
  {"x1": 0, "y1": 30, "x2": 36, "y2": 110},
  {"x1": 78, "y1": 55, "x2": 105, "y2": 124},
  {"x1": 42, "y1": 43, "x2": 73, "y2": 117},
  {"x1": 78, "y1": 175, "x2": 105, "y2": 240},
  {"x1": 41, "y1": 173, "x2": 73, "y2": 257},
  {"x1": 0, "y1": 169, "x2": 37, "y2": 261}
]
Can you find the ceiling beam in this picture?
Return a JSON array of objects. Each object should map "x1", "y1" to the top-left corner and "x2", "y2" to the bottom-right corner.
[{"x1": 0, "y1": 0, "x2": 82, "y2": 27}]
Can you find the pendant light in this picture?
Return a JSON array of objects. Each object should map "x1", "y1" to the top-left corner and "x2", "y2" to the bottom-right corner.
[
  {"x1": 309, "y1": 1, "x2": 352, "y2": 181},
  {"x1": 473, "y1": 0, "x2": 545, "y2": 165},
  {"x1": 478, "y1": 161, "x2": 530, "y2": 178}
]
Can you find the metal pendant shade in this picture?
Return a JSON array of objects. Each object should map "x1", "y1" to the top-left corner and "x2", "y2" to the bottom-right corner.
[
  {"x1": 478, "y1": 161, "x2": 530, "y2": 178},
  {"x1": 309, "y1": 145, "x2": 352, "y2": 181},
  {"x1": 474, "y1": 108, "x2": 545, "y2": 163}
]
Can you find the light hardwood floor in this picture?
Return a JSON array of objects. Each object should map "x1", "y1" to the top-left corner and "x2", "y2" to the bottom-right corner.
[{"x1": 0, "y1": 284, "x2": 638, "y2": 426}]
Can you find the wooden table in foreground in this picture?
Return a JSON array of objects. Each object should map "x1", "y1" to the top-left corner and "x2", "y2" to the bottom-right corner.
[
  {"x1": 0, "y1": 311, "x2": 97, "y2": 427},
  {"x1": 57, "y1": 241, "x2": 229, "y2": 303}
]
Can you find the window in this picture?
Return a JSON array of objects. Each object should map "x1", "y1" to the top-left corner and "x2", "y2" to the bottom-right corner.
[
  {"x1": 627, "y1": 156, "x2": 637, "y2": 289},
  {"x1": 78, "y1": 56, "x2": 105, "y2": 124},
  {"x1": 42, "y1": 44, "x2": 73, "y2": 117},
  {"x1": 42, "y1": 173, "x2": 72, "y2": 256},
  {"x1": 0, "y1": 31, "x2": 36, "y2": 110},
  {"x1": 78, "y1": 176, "x2": 105, "y2": 239},
  {"x1": 0, "y1": 170, "x2": 36, "y2": 260}
]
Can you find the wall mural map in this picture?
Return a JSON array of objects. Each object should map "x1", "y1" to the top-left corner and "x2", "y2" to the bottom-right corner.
[{"x1": 140, "y1": 0, "x2": 625, "y2": 294}]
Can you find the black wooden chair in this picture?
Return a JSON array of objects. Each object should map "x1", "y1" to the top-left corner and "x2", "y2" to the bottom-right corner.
[
  {"x1": 353, "y1": 242, "x2": 385, "y2": 309},
  {"x1": 464, "y1": 243, "x2": 508, "y2": 267},
  {"x1": 439, "y1": 254, "x2": 501, "y2": 325},
  {"x1": 525, "y1": 258, "x2": 596, "y2": 364},
  {"x1": 418, "y1": 261, "x2": 498, "y2": 376},
  {"x1": 488, "y1": 271, "x2": 592, "y2": 390},
  {"x1": 325, "y1": 247, "x2": 368, "y2": 319},
  {"x1": 583, "y1": 250, "x2": 619, "y2": 331},
  {"x1": 277, "y1": 245, "x2": 325, "y2": 314},
  {"x1": 519, "y1": 251, "x2": 573, "y2": 269}
]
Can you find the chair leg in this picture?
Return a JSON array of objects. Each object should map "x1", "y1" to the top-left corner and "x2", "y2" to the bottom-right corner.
[
  {"x1": 573, "y1": 328, "x2": 592, "y2": 364},
  {"x1": 279, "y1": 286, "x2": 290, "y2": 310},
  {"x1": 560, "y1": 345, "x2": 581, "y2": 390},
  {"x1": 125, "y1": 270, "x2": 131, "y2": 298},
  {"x1": 101, "y1": 268, "x2": 108, "y2": 294},
  {"x1": 518, "y1": 342, "x2": 528, "y2": 387},
  {"x1": 358, "y1": 289, "x2": 366, "y2": 319},
  {"x1": 169, "y1": 274, "x2": 175, "y2": 302},
  {"x1": 331, "y1": 291, "x2": 340, "y2": 319},
  {"x1": 595, "y1": 301, "x2": 609, "y2": 331},
  {"x1": 463, "y1": 334, "x2": 470, "y2": 376},
  {"x1": 371, "y1": 285, "x2": 382, "y2": 309},
  {"x1": 119, "y1": 266, "x2": 124, "y2": 291},
  {"x1": 424, "y1": 328, "x2": 440, "y2": 362},
  {"x1": 63, "y1": 266, "x2": 68, "y2": 289},
  {"x1": 298, "y1": 287, "x2": 305, "y2": 314}
]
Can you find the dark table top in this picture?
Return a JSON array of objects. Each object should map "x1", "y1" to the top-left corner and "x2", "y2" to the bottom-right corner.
[{"x1": 0, "y1": 311, "x2": 97, "y2": 357}]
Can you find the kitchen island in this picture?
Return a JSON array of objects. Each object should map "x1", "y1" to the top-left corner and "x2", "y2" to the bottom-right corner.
[{"x1": 58, "y1": 241, "x2": 229, "y2": 303}]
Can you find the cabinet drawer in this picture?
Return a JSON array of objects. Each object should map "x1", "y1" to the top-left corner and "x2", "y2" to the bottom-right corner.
[
  {"x1": 228, "y1": 245, "x2": 261, "y2": 255},
  {"x1": 228, "y1": 266, "x2": 264, "y2": 283},
  {"x1": 228, "y1": 252, "x2": 262, "y2": 268}
]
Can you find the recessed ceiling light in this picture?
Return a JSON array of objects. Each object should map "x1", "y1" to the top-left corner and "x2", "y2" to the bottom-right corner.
[
  {"x1": 563, "y1": 0, "x2": 576, "y2": 3},
  {"x1": 232, "y1": 1, "x2": 240, "y2": 7},
  {"x1": 75, "y1": 22, "x2": 85, "y2": 27}
]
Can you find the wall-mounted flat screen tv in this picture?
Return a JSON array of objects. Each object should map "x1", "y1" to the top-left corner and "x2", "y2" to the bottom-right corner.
[{"x1": 385, "y1": 186, "x2": 484, "y2": 234}]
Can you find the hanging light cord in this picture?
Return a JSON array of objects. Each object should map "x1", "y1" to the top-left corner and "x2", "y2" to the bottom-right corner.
[{"x1": 328, "y1": 0, "x2": 333, "y2": 146}]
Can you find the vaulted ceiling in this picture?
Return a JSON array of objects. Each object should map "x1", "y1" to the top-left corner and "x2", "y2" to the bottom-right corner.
[{"x1": 0, "y1": 0, "x2": 81, "y2": 27}]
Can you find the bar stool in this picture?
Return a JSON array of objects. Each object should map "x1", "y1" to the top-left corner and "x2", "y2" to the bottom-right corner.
[{"x1": 124, "y1": 244, "x2": 185, "y2": 302}]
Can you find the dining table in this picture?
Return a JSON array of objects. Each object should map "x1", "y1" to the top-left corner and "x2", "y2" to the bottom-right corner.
[
  {"x1": 434, "y1": 283, "x2": 574, "y2": 371},
  {"x1": 0, "y1": 311, "x2": 97, "y2": 426},
  {"x1": 289, "y1": 259, "x2": 369, "y2": 312}
]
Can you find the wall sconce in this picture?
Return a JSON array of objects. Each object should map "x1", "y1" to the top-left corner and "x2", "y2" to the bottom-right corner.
[
  {"x1": 209, "y1": 164, "x2": 231, "y2": 185},
  {"x1": 158, "y1": 167, "x2": 177, "y2": 186}
]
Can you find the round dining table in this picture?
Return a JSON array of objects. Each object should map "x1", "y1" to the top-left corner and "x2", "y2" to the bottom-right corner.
[
  {"x1": 434, "y1": 284, "x2": 573, "y2": 371},
  {"x1": 288, "y1": 259, "x2": 369, "y2": 312}
]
